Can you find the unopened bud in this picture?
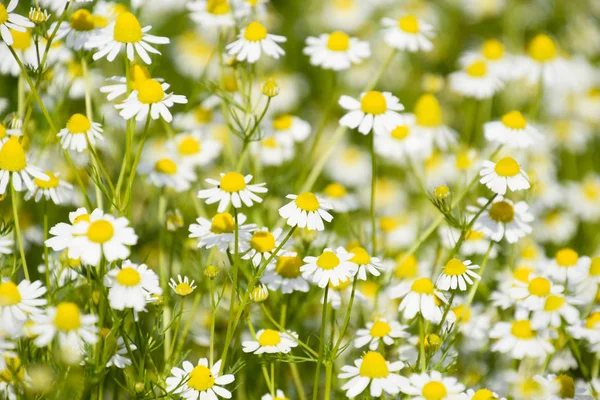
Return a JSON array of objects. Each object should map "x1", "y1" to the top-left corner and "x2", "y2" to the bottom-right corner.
[
  {"x1": 423, "y1": 333, "x2": 442, "y2": 351},
  {"x1": 434, "y1": 185, "x2": 450, "y2": 200},
  {"x1": 166, "y1": 209, "x2": 184, "y2": 231},
  {"x1": 250, "y1": 284, "x2": 269, "y2": 303},
  {"x1": 262, "y1": 79, "x2": 279, "y2": 97},
  {"x1": 135, "y1": 382, "x2": 145, "y2": 394},
  {"x1": 204, "y1": 265, "x2": 219, "y2": 279}
]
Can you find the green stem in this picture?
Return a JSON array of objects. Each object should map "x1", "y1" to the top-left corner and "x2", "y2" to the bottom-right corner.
[
  {"x1": 123, "y1": 113, "x2": 152, "y2": 214},
  {"x1": 419, "y1": 315, "x2": 426, "y2": 372},
  {"x1": 369, "y1": 132, "x2": 377, "y2": 255},
  {"x1": 11, "y1": 186, "x2": 29, "y2": 280},
  {"x1": 209, "y1": 279, "x2": 216, "y2": 366},
  {"x1": 312, "y1": 286, "x2": 329, "y2": 400},
  {"x1": 333, "y1": 274, "x2": 358, "y2": 354}
]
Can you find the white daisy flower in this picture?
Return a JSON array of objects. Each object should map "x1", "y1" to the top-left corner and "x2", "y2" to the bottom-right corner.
[
  {"x1": 459, "y1": 39, "x2": 515, "y2": 81},
  {"x1": 99, "y1": 64, "x2": 154, "y2": 101},
  {"x1": 187, "y1": 0, "x2": 235, "y2": 28},
  {"x1": 85, "y1": 12, "x2": 169, "y2": 64},
  {"x1": 318, "y1": 182, "x2": 359, "y2": 213},
  {"x1": 197, "y1": 172, "x2": 267, "y2": 213},
  {"x1": 412, "y1": 94, "x2": 457, "y2": 151},
  {"x1": 242, "y1": 329, "x2": 298, "y2": 354},
  {"x1": 374, "y1": 114, "x2": 432, "y2": 164},
  {"x1": 521, "y1": 34, "x2": 566, "y2": 87},
  {"x1": 0, "y1": 279, "x2": 46, "y2": 334},
  {"x1": 261, "y1": 389, "x2": 288, "y2": 400},
  {"x1": 48, "y1": 209, "x2": 138, "y2": 266},
  {"x1": 262, "y1": 251, "x2": 310, "y2": 294},
  {"x1": 511, "y1": 374, "x2": 560, "y2": 400},
  {"x1": 342, "y1": 246, "x2": 384, "y2": 281},
  {"x1": 303, "y1": 31, "x2": 370, "y2": 71},
  {"x1": 241, "y1": 227, "x2": 286, "y2": 267},
  {"x1": 166, "y1": 358, "x2": 235, "y2": 400},
  {"x1": 393, "y1": 277, "x2": 447, "y2": 322},
  {"x1": 104, "y1": 261, "x2": 162, "y2": 313},
  {"x1": 479, "y1": 157, "x2": 530, "y2": 195},
  {"x1": 301, "y1": 247, "x2": 355, "y2": 288},
  {"x1": 250, "y1": 135, "x2": 295, "y2": 167},
  {"x1": 40, "y1": 0, "x2": 93, "y2": 13},
  {"x1": 354, "y1": 318, "x2": 408, "y2": 351},
  {"x1": 339, "y1": 91, "x2": 404, "y2": 135},
  {"x1": 269, "y1": 114, "x2": 311, "y2": 143},
  {"x1": 461, "y1": 388, "x2": 504, "y2": 400},
  {"x1": 106, "y1": 337, "x2": 136, "y2": 369},
  {"x1": 0, "y1": 234, "x2": 13, "y2": 255},
  {"x1": 0, "y1": 137, "x2": 49, "y2": 196},
  {"x1": 31, "y1": 302, "x2": 99, "y2": 349},
  {"x1": 569, "y1": 311, "x2": 600, "y2": 351},
  {"x1": 449, "y1": 59, "x2": 504, "y2": 99},
  {"x1": 138, "y1": 153, "x2": 196, "y2": 192},
  {"x1": 402, "y1": 371, "x2": 465, "y2": 399},
  {"x1": 436, "y1": 258, "x2": 480, "y2": 291},
  {"x1": 116, "y1": 79, "x2": 188, "y2": 122},
  {"x1": 484, "y1": 110, "x2": 541, "y2": 149},
  {"x1": 490, "y1": 318, "x2": 554, "y2": 360},
  {"x1": 51, "y1": 8, "x2": 106, "y2": 50},
  {"x1": 509, "y1": 275, "x2": 564, "y2": 311},
  {"x1": 24, "y1": 171, "x2": 73, "y2": 205},
  {"x1": 188, "y1": 212, "x2": 256, "y2": 252},
  {"x1": 226, "y1": 20, "x2": 286, "y2": 63},
  {"x1": 567, "y1": 175, "x2": 600, "y2": 222},
  {"x1": 278, "y1": 192, "x2": 333, "y2": 231},
  {"x1": 57, "y1": 113, "x2": 104, "y2": 153},
  {"x1": 469, "y1": 196, "x2": 533, "y2": 244},
  {"x1": 338, "y1": 351, "x2": 407, "y2": 398},
  {"x1": 381, "y1": 15, "x2": 434, "y2": 52},
  {"x1": 0, "y1": 0, "x2": 34, "y2": 46},
  {"x1": 546, "y1": 248, "x2": 590, "y2": 284},
  {"x1": 167, "y1": 132, "x2": 222, "y2": 167},
  {"x1": 44, "y1": 207, "x2": 90, "y2": 254},
  {"x1": 169, "y1": 275, "x2": 197, "y2": 297},
  {"x1": 531, "y1": 293, "x2": 580, "y2": 329}
]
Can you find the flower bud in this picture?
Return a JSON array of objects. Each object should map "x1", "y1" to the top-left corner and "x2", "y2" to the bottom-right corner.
[
  {"x1": 135, "y1": 382, "x2": 145, "y2": 394},
  {"x1": 166, "y1": 209, "x2": 184, "y2": 231},
  {"x1": 434, "y1": 185, "x2": 450, "y2": 200},
  {"x1": 250, "y1": 284, "x2": 269, "y2": 303},
  {"x1": 262, "y1": 79, "x2": 280, "y2": 97},
  {"x1": 29, "y1": 7, "x2": 51, "y2": 24},
  {"x1": 204, "y1": 265, "x2": 219, "y2": 279}
]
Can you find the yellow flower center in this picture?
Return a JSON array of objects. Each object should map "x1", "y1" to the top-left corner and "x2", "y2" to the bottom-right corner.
[
  {"x1": 0, "y1": 356, "x2": 23, "y2": 383},
  {"x1": 210, "y1": 213, "x2": 235, "y2": 234},
  {"x1": 394, "y1": 254, "x2": 418, "y2": 279},
  {"x1": 528, "y1": 277, "x2": 551, "y2": 297},
  {"x1": 360, "y1": 91, "x2": 387, "y2": 115},
  {"x1": 275, "y1": 255, "x2": 302, "y2": 278},
  {"x1": 466, "y1": 60, "x2": 488, "y2": 77},
  {"x1": 369, "y1": 320, "x2": 391, "y2": 338},
  {"x1": 434, "y1": 185, "x2": 450, "y2": 199},
  {"x1": 93, "y1": 15, "x2": 109, "y2": 28},
  {"x1": 116, "y1": 267, "x2": 141, "y2": 287},
  {"x1": 520, "y1": 379, "x2": 543, "y2": 397},
  {"x1": 316, "y1": 251, "x2": 340, "y2": 270},
  {"x1": 244, "y1": 21, "x2": 267, "y2": 41},
  {"x1": 452, "y1": 305, "x2": 472, "y2": 322},
  {"x1": 295, "y1": 192, "x2": 320, "y2": 211},
  {"x1": 187, "y1": 365, "x2": 215, "y2": 391},
  {"x1": 415, "y1": 94, "x2": 442, "y2": 127},
  {"x1": 0, "y1": 4, "x2": 8, "y2": 24},
  {"x1": 324, "y1": 183, "x2": 346, "y2": 199},
  {"x1": 411, "y1": 277, "x2": 434, "y2": 294},
  {"x1": 326, "y1": 31, "x2": 350, "y2": 51},
  {"x1": 586, "y1": 312, "x2": 600, "y2": 329},
  {"x1": 219, "y1": 172, "x2": 246, "y2": 193},
  {"x1": 67, "y1": 113, "x2": 92, "y2": 134},
  {"x1": 138, "y1": 80, "x2": 164, "y2": 104},
  {"x1": 528, "y1": 34, "x2": 557, "y2": 62},
  {"x1": 113, "y1": 12, "x2": 142, "y2": 43},
  {"x1": 472, "y1": 388, "x2": 496, "y2": 400},
  {"x1": 129, "y1": 64, "x2": 151, "y2": 92},
  {"x1": 258, "y1": 329, "x2": 281, "y2": 346},
  {"x1": 398, "y1": 15, "x2": 420, "y2": 33},
  {"x1": 54, "y1": 302, "x2": 82, "y2": 331},
  {"x1": 349, "y1": 247, "x2": 371, "y2": 265},
  {"x1": 0, "y1": 137, "x2": 27, "y2": 172},
  {"x1": 222, "y1": 74, "x2": 238, "y2": 92},
  {"x1": 379, "y1": 216, "x2": 398, "y2": 232},
  {"x1": 272, "y1": 114, "x2": 293, "y2": 130},
  {"x1": 555, "y1": 248, "x2": 578, "y2": 267},
  {"x1": 11, "y1": 29, "x2": 31, "y2": 50},
  {"x1": 465, "y1": 229, "x2": 484, "y2": 241},
  {"x1": 443, "y1": 258, "x2": 467, "y2": 276},
  {"x1": 391, "y1": 125, "x2": 410, "y2": 140},
  {"x1": 455, "y1": 151, "x2": 473, "y2": 170},
  {"x1": 510, "y1": 320, "x2": 535, "y2": 339},
  {"x1": 87, "y1": 220, "x2": 115, "y2": 243},
  {"x1": 544, "y1": 295, "x2": 565, "y2": 312},
  {"x1": 194, "y1": 106, "x2": 212, "y2": 123},
  {"x1": 482, "y1": 39, "x2": 504, "y2": 60},
  {"x1": 556, "y1": 375, "x2": 575, "y2": 399},
  {"x1": 590, "y1": 257, "x2": 600, "y2": 276},
  {"x1": 250, "y1": 231, "x2": 276, "y2": 253},
  {"x1": 421, "y1": 381, "x2": 448, "y2": 400},
  {"x1": 207, "y1": 0, "x2": 230, "y2": 15},
  {"x1": 154, "y1": 158, "x2": 178, "y2": 175},
  {"x1": 178, "y1": 136, "x2": 201, "y2": 155},
  {"x1": 0, "y1": 281, "x2": 21, "y2": 306},
  {"x1": 262, "y1": 137, "x2": 278, "y2": 148},
  {"x1": 70, "y1": 9, "x2": 95, "y2": 31},
  {"x1": 175, "y1": 282, "x2": 194, "y2": 296},
  {"x1": 74, "y1": 213, "x2": 90, "y2": 224},
  {"x1": 583, "y1": 180, "x2": 600, "y2": 200},
  {"x1": 494, "y1": 157, "x2": 520, "y2": 177},
  {"x1": 501, "y1": 111, "x2": 527, "y2": 129},
  {"x1": 513, "y1": 266, "x2": 533, "y2": 283},
  {"x1": 34, "y1": 171, "x2": 59, "y2": 189},
  {"x1": 330, "y1": 277, "x2": 351, "y2": 291},
  {"x1": 488, "y1": 201, "x2": 514, "y2": 223},
  {"x1": 0, "y1": 124, "x2": 6, "y2": 139},
  {"x1": 359, "y1": 352, "x2": 389, "y2": 378}
]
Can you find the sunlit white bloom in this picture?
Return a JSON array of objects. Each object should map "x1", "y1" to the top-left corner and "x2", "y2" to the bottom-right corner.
[
  {"x1": 463, "y1": 388, "x2": 505, "y2": 400},
  {"x1": 166, "y1": 358, "x2": 235, "y2": 400},
  {"x1": 339, "y1": 91, "x2": 404, "y2": 135},
  {"x1": 439, "y1": 226, "x2": 497, "y2": 259},
  {"x1": 241, "y1": 227, "x2": 285, "y2": 267},
  {"x1": 189, "y1": 212, "x2": 256, "y2": 252},
  {"x1": 138, "y1": 152, "x2": 196, "y2": 192},
  {"x1": 0, "y1": 137, "x2": 49, "y2": 195},
  {"x1": 269, "y1": 114, "x2": 311, "y2": 143},
  {"x1": 242, "y1": 329, "x2": 298, "y2": 354},
  {"x1": 226, "y1": 21, "x2": 286, "y2": 63},
  {"x1": 51, "y1": 8, "x2": 105, "y2": 50},
  {"x1": 531, "y1": 293, "x2": 580, "y2": 329},
  {"x1": 250, "y1": 135, "x2": 294, "y2": 167},
  {"x1": 168, "y1": 131, "x2": 222, "y2": 167},
  {"x1": 0, "y1": 234, "x2": 13, "y2": 256},
  {"x1": 303, "y1": 31, "x2": 370, "y2": 71},
  {"x1": 393, "y1": 277, "x2": 447, "y2": 322},
  {"x1": 379, "y1": 215, "x2": 417, "y2": 251},
  {"x1": 402, "y1": 371, "x2": 465, "y2": 399},
  {"x1": 187, "y1": 0, "x2": 235, "y2": 28},
  {"x1": 354, "y1": 318, "x2": 408, "y2": 350},
  {"x1": 510, "y1": 374, "x2": 560, "y2": 400},
  {"x1": 301, "y1": 247, "x2": 355, "y2": 288},
  {"x1": 479, "y1": 157, "x2": 530, "y2": 195},
  {"x1": 460, "y1": 39, "x2": 515, "y2": 81},
  {"x1": 339, "y1": 351, "x2": 407, "y2": 398},
  {"x1": 484, "y1": 110, "x2": 541, "y2": 149},
  {"x1": 279, "y1": 192, "x2": 333, "y2": 231},
  {"x1": 106, "y1": 337, "x2": 136, "y2": 369},
  {"x1": 339, "y1": 246, "x2": 384, "y2": 281},
  {"x1": 116, "y1": 79, "x2": 187, "y2": 122},
  {"x1": 546, "y1": 248, "x2": 590, "y2": 284},
  {"x1": 412, "y1": 94, "x2": 457, "y2": 151},
  {"x1": 57, "y1": 113, "x2": 104, "y2": 152},
  {"x1": 104, "y1": 261, "x2": 162, "y2": 312},
  {"x1": 31, "y1": 302, "x2": 99, "y2": 349},
  {"x1": 436, "y1": 258, "x2": 480, "y2": 291},
  {"x1": 0, "y1": 279, "x2": 46, "y2": 334},
  {"x1": 262, "y1": 251, "x2": 310, "y2": 294},
  {"x1": 24, "y1": 170, "x2": 73, "y2": 205},
  {"x1": 374, "y1": 114, "x2": 431, "y2": 163},
  {"x1": 169, "y1": 275, "x2": 197, "y2": 297},
  {"x1": 318, "y1": 182, "x2": 359, "y2": 213},
  {"x1": 469, "y1": 196, "x2": 533, "y2": 243},
  {"x1": 449, "y1": 59, "x2": 504, "y2": 99},
  {"x1": 509, "y1": 275, "x2": 564, "y2": 310},
  {"x1": 261, "y1": 390, "x2": 288, "y2": 400},
  {"x1": 567, "y1": 175, "x2": 600, "y2": 221},
  {"x1": 0, "y1": 0, "x2": 34, "y2": 46},
  {"x1": 197, "y1": 172, "x2": 267, "y2": 212},
  {"x1": 490, "y1": 318, "x2": 554, "y2": 360},
  {"x1": 569, "y1": 311, "x2": 600, "y2": 351},
  {"x1": 381, "y1": 15, "x2": 434, "y2": 52},
  {"x1": 521, "y1": 34, "x2": 568, "y2": 87}
]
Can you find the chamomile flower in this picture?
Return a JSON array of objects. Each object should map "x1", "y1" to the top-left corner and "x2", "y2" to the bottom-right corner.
[
  {"x1": 138, "y1": 153, "x2": 196, "y2": 192},
  {"x1": 449, "y1": 59, "x2": 504, "y2": 99},
  {"x1": 99, "y1": 63, "x2": 155, "y2": 101},
  {"x1": 197, "y1": 172, "x2": 267, "y2": 212},
  {"x1": 31, "y1": 302, "x2": 99, "y2": 349},
  {"x1": 509, "y1": 275, "x2": 564, "y2": 310},
  {"x1": 169, "y1": 275, "x2": 197, "y2": 297},
  {"x1": 546, "y1": 248, "x2": 590, "y2": 284},
  {"x1": 381, "y1": 15, "x2": 434, "y2": 52},
  {"x1": 490, "y1": 318, "x2": 554, "y2": 360},
  {"x1": 460, "y1": 39, "x2": 515, "y2": 81},
  {"x1": 106, "y1": 337, "x2": 136, "y2": 369},
  {"x1": 168, "y1": 132, "x2": 222, "y2": 167},
  {"x1": 342, "y1": 246, "x2": 384, "y2": 281},
  {"x1": 301, "y1": 247, "x2": 355, "y2": 288},
  {"x1": 278, "y1": 192, "x2": 333, "y2": 231},
  {"x1": 166, "y1": 358, "x2": 235, "y2": 400},
  {"x1": 0, "y1": 121, "x2": 21, "y2": 145},
  {"x1": 242, "y1": 329, "x2": 298, "y2": 354},
  {"x1": 531, "y1": 293, "x2": 580, "y2": 329},
  {"x1": 44, "y1": 207, "x2": 90, "y2": 253},
  {"x1": 242, "y1": 227, "x2": 285, "y2": 267},
  {"x1": 116, "y1": 79, "x2": 188, "y2": 122},
  {"x1": 303, "y1": 31, "x2": 370, "y2": 71},
  {"x1": 226, "y1": 21, "x2": 286, "y2": 63},
  {"x1": 0, "y1": 137, "x2": 49, "y2": 195},
  {"x1": 338, "y1": 351, "x2": 407, "y2": 398},
  {"x1": 262, "y1": 390, "x2": 288, "y2": 400},
  {"x1": 0, "y1": 0, "x2": 34, "y2": 46},
  {"x1": 510, "y1": 374, "x2": 560, "y2": 400},
  {"x1": 412, "y1": 94, "x2": 457, "y2": 151},
  {"x1": 436, "y1": 258, "x2": 480, "y2": 291},
  {"x1": 394, "y1": 277, "x2": 447, "y2": 322},
  {"x1": 188, "y1": 212, "x2": 256, "y2": 251},
  {"x1": 51, "y1": 8, "x2": 106, "y2": 50},
  {"x1": 354, "y1": 318, "x2": 408, "y2": 350},
  {"x1": 86, "y1": 12, "x2": 169, "y2": 64},
  {"x1": 0, "y1": 279, "x2": 47, "y2": 334},
  {"x1": 40, "y1": 0, "x2": 93, "y2": 13},
  {"x1": 24, "y1": 170, "x2": 73, "y2": 205},
  {"x1": 57, "y1": 113, "x2": 104, "y2": 153},
  {"x1": 522, "y1": 34, "x2": 565, "y2": 86},
  {"x1": 250, "y1": 135, "x2": 294, "y2": 167},
  {"x1": 374, "y1": 114, "x2": 431, "y2": 163},
  {"x1": 463, "y1": 388, "x2": 505, "y2": 400},
  {"x1": 262, "y1": 251, "x2": 310, "y2": 294},
  {"x1": 269, "y1": 114, "x2": 311, "y2": 143},
  {"x1": 104, "y1": 261, "x2": 162, "y2": 312},
  {"x1": 187, "y1": 0, "x2": 235, "y2": 28},
  {"x1": 403, "y1": 371, "x2": 465, "y2": 399},
  {"x1": 469, "y1": 196, "x2": 533, "y2": 243},
  {"x1": 339, "y1": 91, "x2": 404, "y2": 135},
  {"x1": 318, "y1": 182, "x2": 359, "y2": 213},
  {"x1": 569, "y1": 311, "x2": 600, "y2": 351},
  {"x1": 479, "y1": 157, "x2": 530, "y2": 195},
  {"x1": 567, "y1": 175, "x2": 600, "y2": 221},
  {"x1": 483, "y1": 110, "x2": 540, "y2": 149},
  {"x1": 0, "y1": 234, "x2": 13, "y2": 255}
]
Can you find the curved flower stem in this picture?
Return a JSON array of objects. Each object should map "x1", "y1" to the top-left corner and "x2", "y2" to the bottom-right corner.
[
  {"x1": 419, "y1": 315, "x2": 427, "y2": 372},
  {"x1": 209, "y1": 279, "x2": 216, "y2": 366},
  {"x1": 312, "y1": 286, "x2": 329, "y2": 400},
  {"x1": 82, "y1": 57, "x2": 103, "y2": 209},
  {"x1": 333, "y1": 274, "x2": 358, "y2": 355},
  {"x1": 123, "y1": 112, "x2": 152, "y2": 215},
  {"x1": 11, "y1": 186, "x2": 29, "y2": 280},
  {"x1": 369, "y1": 132, "x2": 377, "y2": 255}
]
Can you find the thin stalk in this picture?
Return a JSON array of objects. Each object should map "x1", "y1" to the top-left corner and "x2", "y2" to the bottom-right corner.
[
  {"x1": 333, "y1": 274, "x2": 358, "y2": 354},
  {"x1": 419, "y1": 315, "x2": 426, "y2": 372},
  {"x1": 312, "y1": 286, "x2": 329, "y2": 400},
  {"x1": 209, "y1": 279, "x2": 216, "y2": 366},
  {"x1": 369, "y1": 132, "x2": 377, "y2": 255},
  {"x1": 11, "y1": 186, "x2": 29, "y2": 280},
  {"x1": 123, "y1": 113, "x2": 152, "y2": 214}
]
